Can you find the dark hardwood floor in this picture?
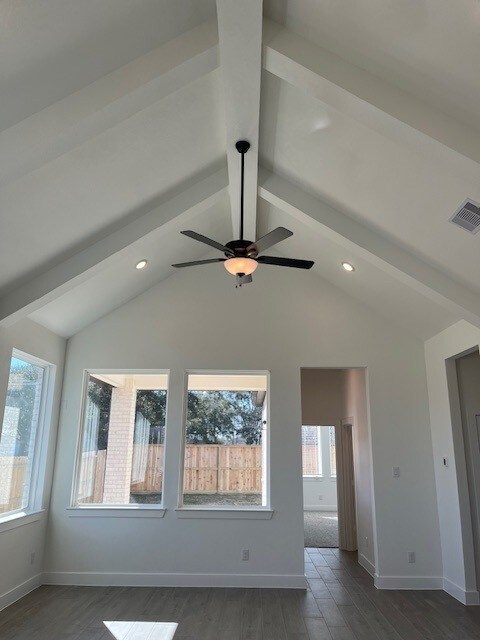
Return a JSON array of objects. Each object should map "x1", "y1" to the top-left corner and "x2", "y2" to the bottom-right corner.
[{"x1": 1, "y1": 548, "x2": 479, "y2": 639}]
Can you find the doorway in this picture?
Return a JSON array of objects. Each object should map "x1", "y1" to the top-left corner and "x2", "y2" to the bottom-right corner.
[
  {"x1": 455, "y1": 350, "x2": 480, "y2": 590},
  {"x1": 300, "y1": 368, "x2": 372, "y2": 556},
  {"x1": 302, "y1": 424, "x2": 339, "y2": 547}
]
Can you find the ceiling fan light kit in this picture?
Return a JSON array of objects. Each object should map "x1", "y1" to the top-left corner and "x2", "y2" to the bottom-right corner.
[{"x1": 172, "y1": 140, "x2": 314, "y2": 287}]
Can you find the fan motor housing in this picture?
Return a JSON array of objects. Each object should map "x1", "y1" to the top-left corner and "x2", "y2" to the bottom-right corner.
[{"x1": 225, "y1": 239, "x2": 258, "y2": 258}]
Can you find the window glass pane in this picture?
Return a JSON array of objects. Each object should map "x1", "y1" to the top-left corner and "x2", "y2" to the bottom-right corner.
[
  {"x1": 183, "y1": 373, "x2": 268, "y2": 508},
  {"x1": 329, "y1": 426, "x2": 336, "y2": 477},
  {"x1": 75, "y1": 373, "x2": 168, "y2": 506},
  {"x1": 0, "y1": 356, "x2": 45, "y2": 514},
  {"x1": 302, "y1": 426, "x2": 322, "y2": 476}
]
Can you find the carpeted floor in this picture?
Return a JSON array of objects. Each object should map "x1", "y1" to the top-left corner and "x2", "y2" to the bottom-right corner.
[{"x1": 304, "y1": 510, "x2": 339, "y2": 548}]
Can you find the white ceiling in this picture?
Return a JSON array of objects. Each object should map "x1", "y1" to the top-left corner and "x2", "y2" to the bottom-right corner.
[
  {"x1": 257, "y1": 199, "x2": 457, "y2": 340},
  {"x1": 30, "y1": 195, "x2": 232, "y2": 337},
  {"x1": 259, "y1": 71, "x2": 480, "y2": 294},
  {"x1": 264, "y1": 0, "x2": 480, "y2": 131},
  {"x1": 0, "y1": 0, "x2": 216, "y2": 131},
  {"x1": 0, "y1": 70, "x2": 225, "y2": 294},
  {"x1": 1, "y1": 0, "x2": 480, "y2": 340}
]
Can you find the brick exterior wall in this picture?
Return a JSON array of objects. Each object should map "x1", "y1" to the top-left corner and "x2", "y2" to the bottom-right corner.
[{"x1": 103, "y1": 381, "x2": 136, "y2": 504}]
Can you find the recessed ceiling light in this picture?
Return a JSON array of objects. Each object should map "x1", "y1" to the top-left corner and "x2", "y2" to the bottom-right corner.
[
  {"x1": 135, "y1": 259, "x2": 148, "y2": 270},
  {"x1": 342, "y1": 262, "x2": 355, "y2": 272}
]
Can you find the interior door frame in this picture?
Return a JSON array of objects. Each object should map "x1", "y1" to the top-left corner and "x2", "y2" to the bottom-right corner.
[{"x1": 337, "y1": 417, "x2": 358, "y2": 551}]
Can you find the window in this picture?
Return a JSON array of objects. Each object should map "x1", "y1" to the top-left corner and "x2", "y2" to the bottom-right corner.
[
  {"x1": 0, "y1": 352, "x2": 50, "y2": 516},
  {"x1": 302, "y1": 425, "x2": 336, "y2": 479},
  {"x1": 301, "y1": 426, "x2": 322, "y2": 476},
  {"x1": 181, "y1": 373, "x2": 268, "y2": 508},
  {"x1": 74, "y1": 373, "x2": 168, "y2": 506}
]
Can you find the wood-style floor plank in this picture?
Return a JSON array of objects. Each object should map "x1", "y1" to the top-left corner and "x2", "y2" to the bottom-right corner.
[{"x1": 2, "y1": 548, "x2": 480, "y2": 639}]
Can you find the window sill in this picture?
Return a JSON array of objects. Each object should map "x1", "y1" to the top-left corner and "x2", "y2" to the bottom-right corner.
[
  {"x1": 0, "y1": 509, "x2": 45, "y2": 533},
  {"x1": 303, "y1": 476, "x2": 324, "y2": 482},
  {"x1": 175, "y1": 508, "x2": 274, "y2": 520},
  {"x1": 67, "y1": 506, "x2": 166, "y2": 518}
]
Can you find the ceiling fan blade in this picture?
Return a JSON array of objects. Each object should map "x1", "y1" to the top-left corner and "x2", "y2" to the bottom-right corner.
[
  {"x1": 236, "y1": 274, "x2": 253, "y2": 286},
  {"x1": 257, "y1": 256, "x2": 314, "y2": 269},
  {"x1": 172, "y1": 258, "x2": 226, "y2": 268},
  {"x1": 247, "y1": 227, "x2": 293, "y2": 254},
  {"x1": 181, "y1": 230, "x2": 233, "y2": 255}
]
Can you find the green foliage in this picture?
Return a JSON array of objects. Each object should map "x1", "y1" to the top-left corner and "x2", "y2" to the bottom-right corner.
[
  {"x1": 135, "y1": 390, "x2": 166, "y2": 426},
  {"x1": 1, "y1": 358, "x2": 44, "y2": 457},
  {"x1": 186, "y1": 391, "x2": 262, "y2": 445},
  {"x1": 87, "y1": 379, "x2": 112, "y2": 450},
  {"x1": 86, "y1": 379, "x2": 262, "y2": 449}
]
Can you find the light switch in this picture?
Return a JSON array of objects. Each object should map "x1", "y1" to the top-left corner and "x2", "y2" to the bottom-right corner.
[{"x1": 443, "y1": 457, "x2": 449, "y2": 467}]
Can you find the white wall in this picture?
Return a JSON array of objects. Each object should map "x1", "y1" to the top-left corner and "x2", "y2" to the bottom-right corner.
[
  {"x1": 303, "y1": 475, "x2": 337, "y2": 512},
  {"x1": 44, "y1": 265, "x2": 441, "y2": 587},
  {"x1": 0, "y1": 319, "x2": 66, "y2": 609},
  {"x1": 425, "y1": 320, "x2": 480, "y2": 604}
]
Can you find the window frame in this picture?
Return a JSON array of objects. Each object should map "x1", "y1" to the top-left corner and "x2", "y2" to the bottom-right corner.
[
  {"x1": 0, "y1": 349, "x2": 55, "y2": 525},
  {"x1": 329, "y1": 425, "x2": 337, "y2": 479},
  {"x1": 70, "y1": 368, "x2": 170, "y2": 512},
  {"x1": 177, "y1": 369, "x2": 272, "y2": 514}
]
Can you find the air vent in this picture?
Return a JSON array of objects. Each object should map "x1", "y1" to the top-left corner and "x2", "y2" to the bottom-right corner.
[{"x1": 449, "y1": 199, "x2": 480, "y2": 234}]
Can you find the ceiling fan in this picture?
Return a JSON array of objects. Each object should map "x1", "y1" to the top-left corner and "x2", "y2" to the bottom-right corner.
[{"x1": 172, "y1": 140, "x2": 314, "y2": 286}]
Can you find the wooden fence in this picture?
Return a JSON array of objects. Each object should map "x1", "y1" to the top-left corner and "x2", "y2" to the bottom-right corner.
[
  {"x1": 80, "y1": 444, "x2": 262, "y2": 502},
  {"x1": 1, "y1": 444, "x2": 263, "y2": 510},
  {"x1": 0, "y1": 456, "x2": 27, "y2": 513}
]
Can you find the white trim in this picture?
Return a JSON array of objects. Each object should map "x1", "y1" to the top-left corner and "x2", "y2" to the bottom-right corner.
[
  {"x1": 175, "y1": 508, "x2": 273, "y2": 520},
  {"x1": 303, "y1": 506, "x2": 337, "y2": 512},
  {"x1": 67, "y1": 507, "x2": 166, "y2": 518},
  {"x1": 374, "y1": 574, "x2": 443, "y2": 590},
  {"x1": 443, "y1": 578, "x2": 480, "y2": 605},
  {"x1": 358, "y1": 552, "x2": 375, "y2": 577},
  {"x1": 0, "y1": 509, "x2": 44, "y2": 533},
  {"x1": 7, "y1": 349, "x2": 55, "y2": 516},
  {"x1": 42, "y1": 571, "x2": 305, "y2": 589},
  {"x1": 0, "y1": 574, "x2": 42, "y2": 612},
  {"x1": 178, "y1": 370, "x2": 271, "y2": 510},
  {"x1": 71, "y1": 368, "x2": 170, "y2": 508}
]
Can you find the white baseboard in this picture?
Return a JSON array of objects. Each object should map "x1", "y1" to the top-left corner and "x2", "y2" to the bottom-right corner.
[
  {"x1": 358, "y1": 553, "x2": 375, "y2": 577},
  {"x1": 42, "y1": 571, "x2": 307, "y2": 589},
  {"x1": 0, "y1": 574, "x2": 42, "y2": 612},
  {"x1": 303, "y1": 506, "x2": 337, "y2": 512},
  {"x1": 443, "y1": 578, "x2": 480, "y2": 605},
  {"x1": 374, "y1": 574, "x2": 443, "y2": 590}
]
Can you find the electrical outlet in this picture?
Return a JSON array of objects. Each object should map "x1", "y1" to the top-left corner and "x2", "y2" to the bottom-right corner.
[
  {"x1": 392, "y1": 467, "x2": 400, "y2": 478},
  {"x1": 242, "y1": 549, "x2": 249, "y2": 561},
  {"x1": 318, "y1": 495, "x2": 323, "y2": 501},
  {"x1": 408, "y1": 552, "x2": 415, "y2": 564},
  {"x1": 30, "y1": 552, "x2": 35, "y2": 565}
]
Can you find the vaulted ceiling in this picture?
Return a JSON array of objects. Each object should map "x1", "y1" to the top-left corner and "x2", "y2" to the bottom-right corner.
[{"x1": 1, "y1": 0, "x2": 479, "y2": 339}]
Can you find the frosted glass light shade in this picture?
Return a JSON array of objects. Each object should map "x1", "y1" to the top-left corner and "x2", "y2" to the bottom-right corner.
[{"x1": 224, "y1": 257, "x2": 258, "y2": 276}]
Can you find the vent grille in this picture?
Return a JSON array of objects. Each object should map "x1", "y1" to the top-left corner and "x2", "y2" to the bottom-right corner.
[{"x1": 450, "y1": 200, "x2": 480, "y2": 234}]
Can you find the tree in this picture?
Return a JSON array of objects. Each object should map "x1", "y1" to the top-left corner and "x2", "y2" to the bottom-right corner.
[
  {"x1": 1, "y1": 358, "x2": 44, "y2": 457},
  {"x1": 86, "y1": 380, "x2": 262, "y2": 448},
  {"x1": 87, "y1": 378, "x2": 112, "y2": 450},
  {"x1": 186, "y1": 391, "x2": 262, "y2": 445}
]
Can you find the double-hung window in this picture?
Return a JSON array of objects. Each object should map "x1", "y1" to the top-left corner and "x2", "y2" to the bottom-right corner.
[
  {"x1": 73, "y1": 372, "x2": 168, "y2": 507},
  {"x1": 0, "y1": 351, "x2": 52, "y2": 517},
  {"x1": 302, "y1": 425, "x2": 336, "y2": 479}
]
